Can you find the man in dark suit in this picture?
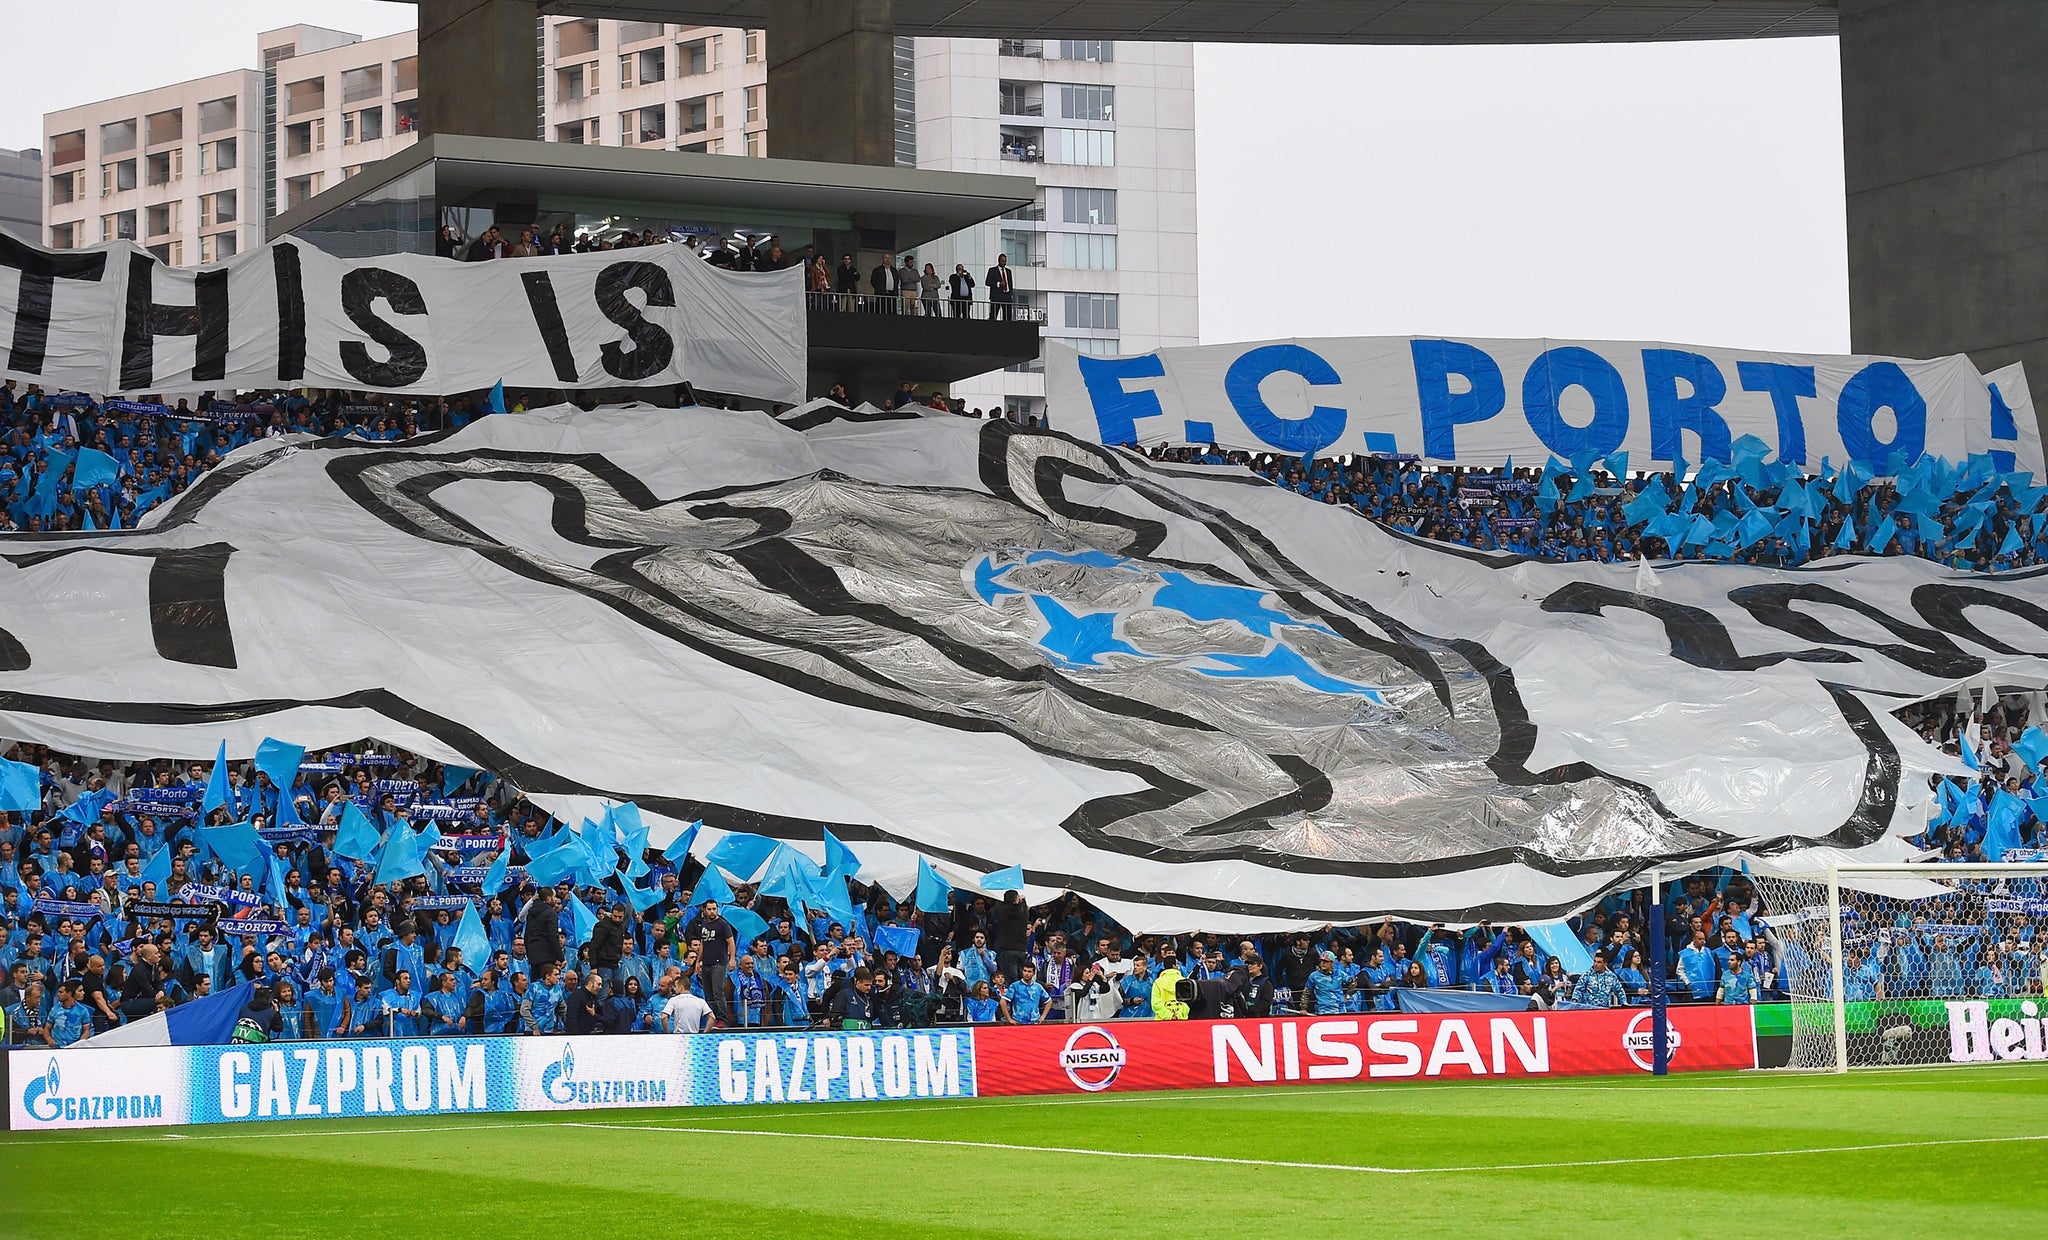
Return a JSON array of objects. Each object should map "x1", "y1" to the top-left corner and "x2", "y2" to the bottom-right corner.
[
  {"x1": 835, "y1": 254, "x2": 861, "y2": 303},
  {"x1": 948, "y1": 263, "x2": 976, "y2": 318},
  {"x1": 870, "y1": 252, "x2": 900, "y2": 313},
  {"x1": 986, "y1": 254, "x2": 1015, "y2": 320}
]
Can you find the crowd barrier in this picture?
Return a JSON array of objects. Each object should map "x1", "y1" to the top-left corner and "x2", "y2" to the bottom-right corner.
[{"x1": 3, "y1": 1004, "x2": 1770, "y2": 1132}]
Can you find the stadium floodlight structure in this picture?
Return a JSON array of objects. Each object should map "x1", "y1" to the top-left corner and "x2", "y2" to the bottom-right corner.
[{"x1": 1745, "y1": 863, "x2": 2048, "y2": 1073}]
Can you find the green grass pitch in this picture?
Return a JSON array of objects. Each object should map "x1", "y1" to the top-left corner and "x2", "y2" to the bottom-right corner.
[{"x1": 2, "y1": 1067, "x2": 2041, "y2": 1239}]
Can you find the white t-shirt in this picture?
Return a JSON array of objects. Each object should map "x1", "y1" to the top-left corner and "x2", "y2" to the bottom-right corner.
[{"x1": 662, "y1": 992, "x2": 713, "y2": 1033}]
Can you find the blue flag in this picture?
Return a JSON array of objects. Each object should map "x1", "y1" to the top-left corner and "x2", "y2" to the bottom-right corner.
[
  {"x1": 757, "y1": 845, "x2": 820, "y2": 904},
  {"x1": 1986, "y1": 789, "x2": 2029, "y2": 861},
  {"x1": 705, "y1": 832, "x2": 778, "y2": 881},
  {"x1": 272, "y1": 780, "x2": 304, "y2": 827},
  {"x1": 914, "y1": 857, "x2": 954, "y2": 914},
  {"x1": 690, "y1": 864, "x2": 735, "y2": 907},
  {"x1": 662, "y1": 821, "x2": 702, "y2": 869},
  {"x1": 625, "y1": 876, "x2": 666, "y2": 913},
  {"x1": 441, "y1": 765, "x2": 480, "y2": 797},
  {"x1": 453, "y1": 900, "x2": 491, "y2": 971},
  {"x1": 2016, "y1": 727, "x2": 2048, "y2": 773},
  {"x1": 874, "y1": 923, "x2": 922, "y2": 959},
  {"x1": 334, "y1": 801, "x2": 382, "y2": 861},
  {"x1": 374, "y1": 823, "x2": 427, "y2": 885},
  {"x1": 72, "y1": 447, "x2": 119, "y2": 490},
  {"x1": 803, "y1": 869, "x2": 857, "y2": 928},
  {"x1": 201, "y1": 741, "x2": 231, "y2": 817},
  {"x1": 723, "y1": 903, "x2": 770, "y2": 952},
  {"x1": 981, "y1": 864, "x2": 1025, "y2": 892},
  {"x1": 1961, "y1": 736, "x2": 1981, "y2": 771},
  {"x1": 140, "y1": 842, "x2": 172, "y2": 891},
  {"x1": 253, "y1": 737, "x2": 305, "y2": 794},
  {"x1": 482, "y1": 842, "x2": 511, "y2": 895},
  {"x1": 822, "y1": 826, "x2": 861, "y2": 879},
  {"x1": 568, "y1": 892, "x2": 598, "y2": 946},
  {"x1": 262, "y1": 851, "x2": 289, "y2": 913},
  {"x1": 484, "y1": 382, "x2": 507, "y2": 415},
  {"x1": 199, "y1": 821, "x2": 264, "y2": 872}
]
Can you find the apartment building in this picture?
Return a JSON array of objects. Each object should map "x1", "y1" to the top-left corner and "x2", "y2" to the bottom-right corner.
[
  {"x1": 42, "y1": 69, "x2": 264, "y2": 265},
  {"x1": 542, "y1": 18, "x2": 768, "y2": 156},
  {"x1": 263, "y1": 26, "x2": 421, "y2": 217}
]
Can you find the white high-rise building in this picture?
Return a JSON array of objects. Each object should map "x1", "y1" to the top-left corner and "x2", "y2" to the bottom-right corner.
[
  {"x1": 41, "y1": 22, "x2": 1196, "y2": 401},
  {"x1": 905, "y1": 38, "x2": 1198, "y2": 419}
]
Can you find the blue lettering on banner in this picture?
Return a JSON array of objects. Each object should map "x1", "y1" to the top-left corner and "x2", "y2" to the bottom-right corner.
[
  {"x1": 697, "y1": 1029, "x2": 975, "y2": 1106},
  {"x1": 191, "y1": 1038, "x2": 512, "y2": 1122},
  {"x1": 1222, "y1": 344, "x2": 1347, "y2": 456},
  {"x1": 1837, "y1": 361, "x2": 1928, "y2": 466},
  {"x1": 1736, "y1": 361, "x2": 1816, "y2": 466},
  {"x1": 1643, "y1": 349, "x2": 1733, "y2": 463},
  {"x1": 1522, "y1": 347, "x2": 1628, "y2": 460},
  {"x1": 1411, "y1": 339, "x2": 1506, "y2": 460},
  {"x1": 19, "y1": 1057, "x2": 166, "y2": 1125},
  {"x1": 534, "y1": 1042, "x2": 670, "y2": 1108},
  {"x1": 1075, "y1": 352, "x2": 1167, "y2": 446}
]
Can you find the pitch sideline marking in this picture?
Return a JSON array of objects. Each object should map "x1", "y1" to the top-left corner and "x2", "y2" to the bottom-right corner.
[{"x1": 560, "y1": 1120, "x2": 2048, "y2": 1176}]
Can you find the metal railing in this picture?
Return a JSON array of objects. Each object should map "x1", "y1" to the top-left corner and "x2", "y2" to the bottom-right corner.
[{"x1": 809, "y1": 291, "x2": 1046, "y2": 323}]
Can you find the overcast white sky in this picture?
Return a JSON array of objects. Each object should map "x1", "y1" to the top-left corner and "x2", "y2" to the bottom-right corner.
[{"x1": 2, "y1": 3, "x2": 1849, "y2": 353}]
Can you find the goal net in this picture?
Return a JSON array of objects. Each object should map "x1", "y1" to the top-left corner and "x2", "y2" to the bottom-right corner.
[{"x1": 1746, "y1": 862, "x2": 2048, "y2": 1071}]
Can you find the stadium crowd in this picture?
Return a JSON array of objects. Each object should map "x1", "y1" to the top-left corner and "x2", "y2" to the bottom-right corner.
[{"x1": 0, "y1": 728, "x2": 2042, "y2": 1049}]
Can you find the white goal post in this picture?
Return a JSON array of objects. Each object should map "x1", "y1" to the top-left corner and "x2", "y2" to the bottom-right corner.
[{"x1": 1746, "y1": 862, "x2": 2048, "y2": 1072}]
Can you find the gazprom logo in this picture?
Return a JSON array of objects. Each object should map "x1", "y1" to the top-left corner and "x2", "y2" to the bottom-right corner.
[
  {"x1": 541, "y1": 1043, "x2": 578, "y2": 1104},
  {"x1": 539, "y1": 1041, "x2": 668, "y2": 1107},
  {"x1": 21, "y1": 1056, "x2": 164, "y2": 1124}
]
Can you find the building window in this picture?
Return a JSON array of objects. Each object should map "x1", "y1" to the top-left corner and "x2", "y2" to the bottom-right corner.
[
  {"x1": 1059, "y1": 187, "x2": 1116, "y2": 225},
  {"x1": 200, "y1": 190, "x2": 236, "y2": 227},
  {"x1": 744, "y1": 29, "x2": 763, "y2": 64},
  {"x1": 1053, "y1": 232, "x2": 1117, "y2": 270},
  {"x1": 144, "y1": 148, "x2": 183, "y2": 186},
  {"x1": 199, "y1": 137, "x2": 237, "y2": 174},
  {"x1": 1047, "y1": 128, "x2": 1114, "y2": 166},
  {"x1": 745, "y1": 85, "x2": 764, "y2": 125},
  {"x1": 394, "y1": 99, "x2": 419, "y2": 134},
  {"x1": 745, "y1": 130, "x2": 765, "y2": 158},
  {"x1": 49, "y1": 171, "x2": 80, "y2": 206},
  {"x1": 198, "y1": 97, "x2": 237, "y2": 134},
  {"x1": 557, "y1": 63, "x2": 598, "y2": 102},
  {"x1": 1058, "y1": 85, "x2": 1113, "y2": 122},
  {"x1": 50, "y1": 222, "x2": 76, "y2": 249},
  {"x1": 394, "y1": 57, "x2": 419, "y2": 95},
  {"x1": 619, "y1": 20, "x2": 666, "y2": 44},
  {"x1": 102, "y1": 211, "x2": 137, "y2": 242},
  {"x1": 1053, "y1": 336, "x2": 1121, "y2": 356},
  {"x1": 555, "y1": 19, "x2": 599, "y2": 58},
  {"x1": 146, "y1": 201, "x2": 180, "y2": 238},
  {"x1": 639, "y1": 48, "x2": 667, "y2": 84},
  {"x1": 618, "y1": 54, "x2": 635, "y2": 89},
  {"x1": 145, "y1": 109, "x2": 185, "y2": 146},
  {"x1": 620, "y1": 106, "x2": 665, "y2": 144},
  {"x1": 681, "y1": 35, "x2": 721, "y2": 76},
  {"x1": 679, "y1": 94, "x2": 721, "y2": 135},
  {"x1": 999, "y1": 81, "x2": 1042, "y2": 117},
  {"x1": 1064, "y1": 293, "x2": 1118, "y2": 331},
  {"x1": 1055, "y1": 40, "x2": 1113, "y2": 62},
  {"x1": 101, "y1": 159, "x2": 137, "y2": 195},
  {"x1": 50, "y1": 130, "x2": 85, "y2": 166}
]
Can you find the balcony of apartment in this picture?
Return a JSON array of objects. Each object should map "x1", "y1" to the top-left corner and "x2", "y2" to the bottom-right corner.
[
  {"x1": 806, "y1": 292, "x2": 1043, "y2": 395},
  {"x1": 145, "y1": 202, "x2": 179, "y2": 241},
  {"x1": 678, "y1": 34, "x2": 720, "y2": 78},
  {"x1": 144, "y1": 109, "x2": 183, "y2": 149},
  {"x1": 555, "y1": 19, "x2": 600, "y2": 60},
  {"x1": 394, "y1": 57, "x2": 419, "y2": 99},
  {"x1": 198, "y1": 97, "x2": 237, "y2": 138},
  {"x1": 143, "y1": 148, "x2": 182, "y2": 188},
  {"x1": 285, "y1": 78, "x2": 326, "y2": 119},
  {"x1": 998, "y1": 125, "x2": 1044, "y2": 164},
  {"x1": 998, "y1": 81, "x2": 1044, "y2": 119},
  {"x1": 618, "y1": 106, "x2": 667, "y2": 147},
  {"x1": 998, "y1": 38, "x2": 1043, "y2": 58},
  {"x1": 677, "y1": 95, "x2": 721, "y2": 142},
  {"x1": 50, "y1": 130, "x2": 85, "y2": 168},
  {"x1": 283, "y1": 119, "x2": 324, "y2": 160},
  {"x1": 342, "y1": 65, "x2": 384, "y2": 112}
]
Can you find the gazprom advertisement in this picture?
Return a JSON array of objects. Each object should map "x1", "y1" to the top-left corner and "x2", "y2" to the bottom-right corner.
[
  {"x1": 6, "y1": 1028, "x2": 978, "y2": 1131},
  {"x1": 1046, "y1": 336, "x2": 2042, "y2": 476}
]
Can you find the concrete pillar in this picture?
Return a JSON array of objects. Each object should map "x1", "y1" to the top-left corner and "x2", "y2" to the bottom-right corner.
[
  {"x1": 418, "y1": 0, "x2": 539, "y2": 141},
  {"x1": 766, "y1": 0, "x2": 898, "y2": 166},
  {"x1": 1841, "y1": 0, "x2": 2048, "y2": 426}
]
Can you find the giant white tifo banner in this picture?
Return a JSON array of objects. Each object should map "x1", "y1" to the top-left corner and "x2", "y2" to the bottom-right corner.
[
  {"x1": 0, "y1": 404, "x2": 2028, "y2": 929},
  {"x1": 0, "y1": 230, "x2": 805, "y2": 403},
  {"x1": 1047, "y1": 337, "x2": 2043, "y2": 476}
]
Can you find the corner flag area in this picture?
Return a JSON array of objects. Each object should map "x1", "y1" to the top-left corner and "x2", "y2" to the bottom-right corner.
[{"x1": 3, "y1": 1069, "x2": 2041, "y2": 1239}]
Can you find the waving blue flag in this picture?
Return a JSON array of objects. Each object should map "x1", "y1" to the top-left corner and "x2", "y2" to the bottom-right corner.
[
  {"x1": 481, "y1": 841, "x2": 511, "y2": 894},
  {"x1": 72, "y1": 447, "x2": 119, "y2": 490},
  {"x1": 689, "y1": 864, "x2": 735, "y2": 908},
  {"x1": 201, "y1": 741, "x2": 231, "y2": 818},
  {"x1": 723, "y1": 904, "x2": 769, "y2": 952},
  {"x1": 874, "y1": 924, "x2": 922, "y2": 959},
  {"x1": 625, "y1": 876, "x2": 666, "y2": 913},
  {"x1": 334, "y1": 801, "x2": 382, "y2": 861},
  {"x1": 981, "y1": 864, "x2": 1025, "y2": 892},
  {"x1": 272, "y1": 780, "x2": 305, "y2": 827},
  {"x1": 140, "y1": 841, "x2": 172, "y2": 891},
  {"x1": 374, "y1": 823, "x2": 427, "y2": 885},
  {"x1": 262, "y1": 851, "x2": 289, "y2": 912},
  {"x1": 804, "y1": 869, "x2": 857, "y2": 928},
  {"x1": 1986, "y1": 789, "x2": 2029, "y2": 861},
  {"x1": 662, "y1": 821, "x2": 702, "y2": 869},
  {"x1": 452, "y1": 900, "x2": 491, "y2": 971},
  {"x1": 524, "y1": 843, "x2": 582, "y2": 887},
  {"x1": 441, "y1": 765, "x2": 480, "y2": 797},
  {"x1": 199, "y1": 821, "x2": 263, "y2": 873},
  {"x1": 705, "y1": 832, "x2": 778, "y2": 881},
  {"x1": 758, "y1": 845, "x2": 820, "y2": 904},
  {"x1": 253, "y1": 737, "x2": 305, "y2": 797},
  {"x1": 568, "y1": 892, "x2": 598, "y2": 947},
  {"x1": 914, "y1": 857, "x2": 954, "y2": 914},
  {"x1": 822, "y1": 826, "x2": 861, "y2": 880},
  {"x1": 2016, "y1": 727, "x2": 2048, "y2": 774}
]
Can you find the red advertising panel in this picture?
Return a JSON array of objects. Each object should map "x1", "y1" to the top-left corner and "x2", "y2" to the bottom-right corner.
[{"x1": 973, "y1": 1006, "x2": 1755, "y2": 1097}]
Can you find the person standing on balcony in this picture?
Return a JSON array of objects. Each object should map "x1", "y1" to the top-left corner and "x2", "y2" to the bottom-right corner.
[
  {"x1": 870, "y1": 252, "x2": 901, "y2": 314},
  {"x1": 835, "y1": 254, "x2": 861, "y2": 308},
  {"x1": 921, "y1": 263, "x2": 943, "y2": 316},
  {"x1": 898, "y1": 256, "x2": 921, "y2": 314},
  {"x1": 949, "y1": 264, "x2": 976, "y2": 317},
  {"x1": 987, "y1": 254, "x2": 1015, "y2": 321}
]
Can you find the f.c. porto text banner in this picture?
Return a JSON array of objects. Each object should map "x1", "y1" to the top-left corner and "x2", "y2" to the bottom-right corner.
[
  {"x1": 0, "y1": 231, "x2": 805, "y2": 403},
  {"x1": 1048, "y1": 336, "x2": 2040, "y2": 474}
]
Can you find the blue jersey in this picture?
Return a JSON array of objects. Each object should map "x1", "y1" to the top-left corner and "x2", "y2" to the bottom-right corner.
[
  {"x1": 48, "y1": 1001, "x2": 92, "y2": 1047},
  {"x1": 1118, "y1": 974, "x2": 1154, "y2": 1018},
  {"x1": 1004, "y1": 980, "x2": 1050, "y2": 1023}
]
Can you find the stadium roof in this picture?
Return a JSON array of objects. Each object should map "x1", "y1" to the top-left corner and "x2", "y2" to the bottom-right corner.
[{"x1": 536, "y1": 1, "x2": 1838, "y2": 43}]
